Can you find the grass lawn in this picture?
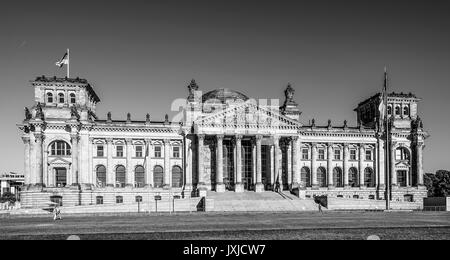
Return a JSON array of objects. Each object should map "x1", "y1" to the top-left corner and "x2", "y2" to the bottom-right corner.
[{"x1": 1, "y1": 211, "x2": 449, "y2": 240}]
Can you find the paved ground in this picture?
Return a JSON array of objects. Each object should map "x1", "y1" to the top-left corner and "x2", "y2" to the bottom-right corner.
[{"x1": 0, "y1": 211, "x2": 449, "y2": 240}]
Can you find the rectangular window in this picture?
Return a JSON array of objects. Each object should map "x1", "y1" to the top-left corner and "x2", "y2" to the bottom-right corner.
[
  {"x1": 334, "y1": 149, "x2": 341, "y2": 160},
  {"x1": 365, "y1": 150, "x2": 372, "y2": 161},
  {"x1": 135, "y1": 146, "x2": 143, "y2": 158},
  {"x1": 116, "y1": 196, "x2": 123, "y2": 204},
  {"x1": 154, "y1": 146, "x2": 162, "y2": 158},
  {"x1": 96, "y1": 196, "x2": 103, "y2": 205},
  {"x1": 173, "y1": 147, "x2": 180, "y2": 158},
  {"x1": 318, "y1": 149, "x2": 325, "y2": 160},
  {"x1": 350, "y1": 149, "x2": 357, "y2": 160},
  {"x1": 116, "y1": 146, "x2": 124, "y2": 157},
  {"x1": 97, "y1": 145, "x2": 104, "y2": 157},
  {"x1": 302, "y1": 149, "x2": 309, "y2": 160}
]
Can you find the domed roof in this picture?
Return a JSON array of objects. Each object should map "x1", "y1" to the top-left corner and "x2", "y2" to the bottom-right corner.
[{"x1": 202, "y1": 88, "x2": 249, "y2": 104}]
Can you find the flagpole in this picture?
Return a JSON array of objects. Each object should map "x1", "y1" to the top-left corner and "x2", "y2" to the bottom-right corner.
[
  {"x1": 384, "y1": 67, "x2": 391, "y2": 211},
  {"x1": 67, "y1": 48, "x2": 70, "y2": 78}
]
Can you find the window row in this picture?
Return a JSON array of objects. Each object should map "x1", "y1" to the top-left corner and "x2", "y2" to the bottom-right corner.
[
  {"x1": 300, "y1": 166, "x2": 376, "y2": 188},
  {"x1": 46, "y1": 92, "x2": 76, "y2": 104},
  {"x1": 387, "y1": 105, "x2": 410, "y2": 117},
  {"x1": 301, "y1": 148, "x2": 373, "y2": 161},
  {"x1": 95, "y1": 145, "x2": 180, "y2": 158},
  {"x1": 95, "y1": 196, "x2": 143, "y2": 205},
  {"x1": 95, "y1": 165, "x2": 183, "y2": 188}
]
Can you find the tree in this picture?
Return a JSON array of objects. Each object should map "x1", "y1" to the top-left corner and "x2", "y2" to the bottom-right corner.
[
  {"x1": 425, "y1": 170, "x2": 450, "y2": 197},
  {"x1": 0, "y1": 192, "x2": 16, "y2": 204}
]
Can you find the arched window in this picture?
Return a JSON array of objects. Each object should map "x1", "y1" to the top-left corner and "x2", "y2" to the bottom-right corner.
[
  {"x1": 349, "y1": 167, "x2": 359, "y2": 187},
  {"x1": 387, "y1": 106, "x2": 392, "y2": 116},
  {"x1": 301, "y1": 167, "x2": 311, "y2": 187},
  {"x1": 333, "y1": 167, "x2": 343, "y2": 187},
  {"x1": 115, "y1": 165, "x2": 126, "y2": 188},
  {"x1": 96, "y1": 165, "x2": 106, "y2": 187},
  {"x1": 70, "y1": 93, "x2": 76, "y2": 104},
  {"x1": 47, "y1": 92, "x2": 54, "y2": 103},
  {"x1": 49, "y1": 141, "x2": 71, "y2": 156},
  {"x1": 153, "y1": 166, "x2": 164, "y2": 188},
  {"x1": 395, "y1": 147, "x2": 410, "y2": 162},
  {"x1": 403, "y1": 106, "x2": 409, "y2": 117},
  {"x1": 395, "y1": 106, "x2": 401, "y2": 116},
  {"x1": 317, "y1": 167, "x2": 327, "y2": 187},
  {"x1": 135, "y1": 165, "x2": 145, "y2": 188},
  {"x1": 364, "y1": 167, "x2": 375, "y2": 187},
  {"x1": 58, "y1": 93, "x2": 65, "y2": 103},
  {"x1": 172, "y1": 166, "x2": 183, "y2": 188}
]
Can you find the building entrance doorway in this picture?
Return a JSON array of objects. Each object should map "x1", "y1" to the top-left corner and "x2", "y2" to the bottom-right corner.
[{"x1": 242, "y1": 141, "x2": 253, "y2": 191}]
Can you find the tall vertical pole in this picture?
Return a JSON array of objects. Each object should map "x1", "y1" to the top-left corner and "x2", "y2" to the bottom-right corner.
[
  {"x1": 67, "y1": 48, "x2": 70, "y2": 78},
  {"x1": 384, "y1": 68, "x2": 391, "y2": 210}
]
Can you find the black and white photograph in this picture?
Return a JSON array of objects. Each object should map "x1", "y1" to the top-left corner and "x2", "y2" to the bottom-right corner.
[{"x1": 1, "y1": 0, "x2": 449, "y2": 246}]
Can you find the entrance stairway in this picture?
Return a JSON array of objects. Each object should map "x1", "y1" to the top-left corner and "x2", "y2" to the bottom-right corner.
[{"x1": 206, "y1": 191, "x2": 319, "y2": 212}]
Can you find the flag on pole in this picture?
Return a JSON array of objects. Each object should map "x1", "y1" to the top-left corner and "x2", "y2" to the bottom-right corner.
[
  {"x1": 378, "y1": 67, "x2": 388, "y2": 129},
  {"x1": 55, "y1": 52, "x2": 69, "y2": 68}
]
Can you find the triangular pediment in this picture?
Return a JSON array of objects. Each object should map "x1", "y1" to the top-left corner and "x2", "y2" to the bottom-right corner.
[
  {"x1": 194, "y1": 101, "x2": 302, "y2": 131},
  {"x1": 395, "y1": 161, "x2": 410, "y2": 168},
  {"x1": 48, "y1": 157, "x2": 71, "y2": 165}
]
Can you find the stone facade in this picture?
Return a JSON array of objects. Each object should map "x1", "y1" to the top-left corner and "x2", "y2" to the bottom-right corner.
[{"x1": 18, "y1": 76, "x2": 429, "y2": 208}]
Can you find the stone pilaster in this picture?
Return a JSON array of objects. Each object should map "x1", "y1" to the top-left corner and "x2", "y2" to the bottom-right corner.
[
  {"x1": 235, "y1": 135, "x2": 243, "y2": 193},
  {"x1": 327, "y1": 143, "x2": 334, "y2": 187},
  {"x1": 164, "y1": 139, "x2": 171, "y2": 188},
  {"x1": 390, "y1": 142, "x2": 397, "y2": 186},
  {"x1": 359, "y1": 144, "x2": 365, "y2": 187},
  {"x1": 125, "y1": 138, "x2": 133, "y2": 187},
  {"x1": 291, "y1": 137, "x2": 300, "y2": 189},
  {"x1": 417, "y1": 142, "x2": 424, "y2": 186},
  {"x1": 377, "y1": 138, "x2": 386, "y2": 189},
  {"x1": 215, "y1": 135, "x2": 225, "y2": 192},
  {"x1": 185, "y1": 136, "x2": 193, "y2": 188},
  {"x1": 255, "y1": 135, "x2": 264, "y2": 192},
  {"x1": 343, "y1": 143, "x2": 350, "y2": 188},
  {"x1": 106, "y1": 138, "x2": 114, "y2": 187},
  {"x1": 145, "y1": 139, "x2": 153, "y2": 187},
  {"x1": 311, "y1": 143, "x2": 318, "y2": 188}
]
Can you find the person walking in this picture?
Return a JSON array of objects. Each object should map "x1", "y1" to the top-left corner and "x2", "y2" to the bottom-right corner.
[
  {"x1": 53, "y1": 206, "x2": 62, "y2": 221},
  {"x1": 318, "y1": 203, "x2": 323, "y2": 214}
]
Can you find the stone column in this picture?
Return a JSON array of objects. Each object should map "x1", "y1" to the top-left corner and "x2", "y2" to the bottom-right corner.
[
  {"x1": 270, "y1": 144, "x2": 275, "y2": 189},
  {"x1": 197, "y1": 135, "x2": 206, "y2": 190},
  {"x1": 88, "y1": 138, "x2": 94, "y2": 187},
  {"x1": 292, "y1": 137, "x2": 300, "y2": 189},
  {"x1": 185, "y1": 136, "x2": 193, "y2": 189},
  {"x1": 106, "y1": 138, "x2": 114, "y2": 187},
  {"x1": 359, "y1": 144, "x2": 365, "y2": 187},
  {"x1": 273, "y1": 136, "x2": 281, "y2": 189},
  {"x1": 417, "y1": 142, "x2": 424, "y2": 186},
  {"x1": 34, "y1": 133, "x2": 45, "y2": 188},
  {"x1": 343, "y1": 144, "x2": 350, "y2": 188},
  {"x1": 22, "y1": 136, "x2": 31, "y2": 188},
  {"x1": 70, "y1": 134, "x2": 80, "y2": 188},
  {"x1": 235, "y1": 135, "x2": 244, "y2": 193},
  {"x1": 252, "y1": 139, "x2": 256, "y2": 188},
  {"x1": 287, "y1": 140, "x2": 292, "y2": 188},
  {"x1": 125, "y1": 138, "x2": 133, "y2": 187},
  {"x1": 215, "y1": 135, "x2": 225, "y2": 192},
  {"x1": 255, "y1": 135, "x2": 264, "y2": 192},
  {"x1": 390, "y1": 142, "x2": 397, "y2": 186},
  {"x1": 164, "y1": 139, "x2": 171, "y2": 188},
  {"x1": 311, "y1": 143, "x2": 318, "y2": 188},
  {"x1": 327, "y1": 143, "x2": 334, "y2": 187}
]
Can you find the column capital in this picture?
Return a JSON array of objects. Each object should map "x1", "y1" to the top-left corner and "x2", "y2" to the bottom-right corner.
[
  {"x1": 216, "y1": 134, "x2": 224, "y2": 141},
  {"x1": 34, "y1": 132, "x2": 44, "y2": 142},
  {"x1": 292, "y1": 136, "x2": 299, "y2": 142},
  {"x1": 235, "y1": 135, "x2": 243, "y2": 141},
  {"x1": 106, "y1": 138, "x2": 114, "y2": 144},
  {"x1": 256, "y1": 134, "x2": 263, "y2": 142},
  {"x1": 145, "y1": 138, "x2": 153, "y2": 144},
  {"x1": 163, "y1": 139, "x2": 171, "y2": 145},
  {"x1": 70, "y1": 134, "x2": 80, "y2": 143},
  {"x1": 89, "y1": 137, "x2": 95, "y2": 144},
  {"x1": 198, "y1": 134, "x2": 205, "y2": 141},
  {"x1": 311, "y1": 142, "x2": 318, "y2": 148},
  {"x1": 125, "y1": 138, "x2": 133, "y2": 144},
  {"x1": 22, "y1": 136, "x2": 31, "y2": 144}
]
